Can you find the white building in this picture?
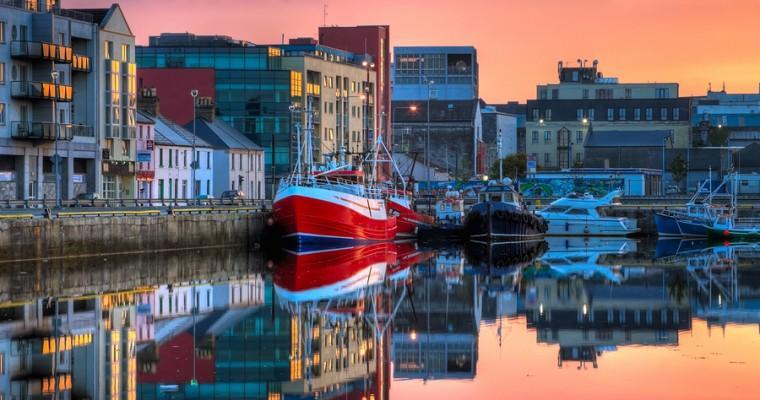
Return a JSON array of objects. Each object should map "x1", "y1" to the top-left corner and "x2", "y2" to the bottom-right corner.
[
  {"x1": 151, "y1": 114, "x2": 214, "y2": 200},
  {"x1": 189, "y1": 99, "x2": 265, "y2": 199}
]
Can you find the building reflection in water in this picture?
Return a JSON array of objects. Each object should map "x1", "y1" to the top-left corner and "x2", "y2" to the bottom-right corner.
[
  {"x1": 525, "y1": 237, "x2": 691, "y2": 369},
  {"x1": 1, "y1": 239, "x2": 759, "y2": 399}
]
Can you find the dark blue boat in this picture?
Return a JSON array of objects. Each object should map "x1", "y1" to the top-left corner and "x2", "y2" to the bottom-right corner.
[{"x1": 464, "y1": 179, "x2": 547, "y2": 243}]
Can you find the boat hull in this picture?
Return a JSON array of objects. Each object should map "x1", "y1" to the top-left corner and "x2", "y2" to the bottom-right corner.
[
  {"x1": 465, "y1": 201, "x2": 547, "y2": 243},
  {"x1": 543, "y1": 217, "x2": 639, "y2": 236},
  {"x1": 386, "y1": 197, "x2": 434, "y2": 238},
  {"x1": 273, "y1": 185, "x2": 397, "y2": 248},
  {"x1": 655, "y1": 212, "x2": 709, "y2": 237}
]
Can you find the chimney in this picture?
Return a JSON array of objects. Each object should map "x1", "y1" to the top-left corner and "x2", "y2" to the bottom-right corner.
[
  {"x1": 196, "y1": 96, "x2": 216, "y2": 122},
  {"x1": 138, "y1": 88, "x2": 160, "y2": 116}
]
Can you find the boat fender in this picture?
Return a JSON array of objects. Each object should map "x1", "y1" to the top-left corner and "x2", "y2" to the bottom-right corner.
[{"x1": 495, "y1": 210, "x2": 506, "y2": 219}]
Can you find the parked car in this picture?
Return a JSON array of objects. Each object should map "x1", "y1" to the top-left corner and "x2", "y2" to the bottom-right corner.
[
  {"x1": 74, "y1": 192, "x2": 100, "y2": 206},
  {"x1": 220, "y1": 190, "x2": 245, "y2": 204},
  {"x1": 665, "y1": 185, "x2": 680, "y2": 195}
]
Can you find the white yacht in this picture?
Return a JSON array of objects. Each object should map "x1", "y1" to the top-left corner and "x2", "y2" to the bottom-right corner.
[{"x1": 537, "y1": 190, "x2": 639, "y2": 236}]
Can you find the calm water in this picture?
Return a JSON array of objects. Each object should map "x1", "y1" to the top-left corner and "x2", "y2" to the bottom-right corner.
[{"x1": 1, "y1": 238, "x2": 759, "y2": 399}]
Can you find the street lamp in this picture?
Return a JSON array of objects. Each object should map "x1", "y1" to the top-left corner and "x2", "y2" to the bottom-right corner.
[
  {"x1": 51, "y1": 70, "x2": 61, "y2": 207},
  {"x1": 425, "y1": 79, "x2": 434, "y2": 192},
  {"x1": 661, "y1": 134, "x2": 671, "y2": 196},
  {"x1": 391, "y1": 105, "x2": 418, "y2": 153},
  {"x1": 190, "y1": 89, "x2": 198, "y2": 204}
]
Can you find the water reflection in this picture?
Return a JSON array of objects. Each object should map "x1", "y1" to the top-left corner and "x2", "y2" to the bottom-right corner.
[{"x1": 0, "y1": 239, "x2": 758, "y2": 399}]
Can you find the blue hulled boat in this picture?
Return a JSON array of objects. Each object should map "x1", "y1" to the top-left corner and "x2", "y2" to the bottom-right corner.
[{"x1": 655, "y1": 177, "x2": 734, "y2": 237}]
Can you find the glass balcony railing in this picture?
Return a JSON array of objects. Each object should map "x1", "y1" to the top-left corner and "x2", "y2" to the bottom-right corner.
[
  {"x1": 72, "y1": 124, "x2": 95, "y2": 137},
  {"x1": 72, "y1": 54, "x2": 91, "y2": 72},
  {"x1": 11, "y1": 121, "x2": 75, "y2": 141},
  {"x1": 11, "y1": 81, "x2": 73, "y2": 102},
  {"x1": 11, "y1": 41, "x2": 73, "y2": 63}
]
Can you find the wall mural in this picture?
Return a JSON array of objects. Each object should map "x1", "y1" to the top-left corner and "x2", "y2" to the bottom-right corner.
[{"x1": 519, "y1": 177, "x2": 624, "y2": 197}]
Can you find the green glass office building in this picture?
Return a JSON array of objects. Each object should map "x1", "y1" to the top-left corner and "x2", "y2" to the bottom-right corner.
[{"x1": 136, "y1": 33, "x2": 302, "y2": 195}]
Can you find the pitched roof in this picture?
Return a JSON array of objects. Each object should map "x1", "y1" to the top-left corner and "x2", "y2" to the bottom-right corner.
[
  {"x1": 187, "y1": 118, "x2": 262, "y2": 151},
  {"x1": 136, "y1": 110, "x2": 155, "y2": 124},
  {"x1": 584, "y1": 130, "x2": 672, "y2": 147},
  {"x1": 152, "y1": 115, "x2": 213, "y2": 148}
]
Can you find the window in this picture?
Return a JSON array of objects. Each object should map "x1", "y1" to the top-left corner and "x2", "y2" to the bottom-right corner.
[
  {"x1": 544, "y1": 131, "x2": 551, "y2": 143},
  {"x1": 634, "y1": 108, "x2": 641, "y2": 121},
  {"x1": 645, "y1": 108, "x2": 653, "y2": 121},
  {"x1": 0, "y1": 103, "x2": 4, "y2": 126},
  {"x1": 619, "y1": 108, "x2": 626, "y2": 121},
  {"x1": 0, "y1": 351, "x2": 4, "y2": 374},
  {"x1": 206, "y1": 152, "x2": 211, "y2": 169},
  {"x1": 238, "y1": 154, "x2": 242, "y2": 170},
  {"x1": 206, "y1": 179, "x2": 210, "y2": 195},
  {"x1": 567, "y1": 208, "x2": 590, "y2": 215},
  {"x1": 656, "y1": 87, "x2": 670, "y2": 99},
  {"x1": 0, "y1": 21, "x2": 5, "y2": 43},
  {"x1": 159, "y1": 149, "x2": 164, "y2": 167},
  {"x1": 551, "y1": 89, "x2": 559, "y2": 100},
  {"x1": 545, "y1": 109, "x2": 552, "y2": 121},
  {"x1": 231, "y1": 153, "x2": 234, "y2": 170},
  {"x1": 582, "y1": 89, "x2": 589, "y2": 99},
  {"x1": 121, "y1": 44, "x2": 130, "y2": 62},
  {"x1": 624, "y1": 88, "x2": 632, "y2": 99},
  {"x1": 595, "y1": 88, "x2": 613, "y2": 99},
  {"x1": 183, "y1": 150, "x2": 187, "y2": 167},
  {"x1": 168, "y1": 148, "x2": 173, "y2": 167},
  {"x1": 587, "y1": 108, "x2": 595, "y2": 121},
  {"x1": 0, "y1": 62, "x2": 4, "y2": 84},
  {"x1": 660, "y1": 107, "x2": 667, "y2": 121},
  {"x1": 672, "y1": 107, "x2": 680, "y2": 120},
  {"x1": 532, "y1": 109, "x2": 539, "y2": 121},
  {"x1": 104, "y1": 40, "x2": 113, "y2": 59},
  {"x1": 544, "y1": 152, "x2": 551, "y2": 165},
  {"x1": 607, "y1": 108, "x2": 614, "y2": 121},
  {"x1": 576, "y1": 108, "x2": 583, "y2": 121},
  {"x1": 576, "y1": 130, "x2": 583, "y2": 143},
  {"x1": 532, "y1": 131, "x2": 538, "y2": 144}
]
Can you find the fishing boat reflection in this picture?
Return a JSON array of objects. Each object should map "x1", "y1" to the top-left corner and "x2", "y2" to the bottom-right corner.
[{"x1": 272, "y1": 242, "x2": 433, "y2": 399}]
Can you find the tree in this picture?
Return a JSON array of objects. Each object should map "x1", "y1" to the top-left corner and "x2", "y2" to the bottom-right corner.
[
  {"x1": 669, "y1": 153, "x2": 687, "y2": 190},
  {"x1": 708, "y1": 126, "x2": 730, "y2": 146},
  {"x1": 489, "y1": 153, "x2": 527, "y2": 180}
]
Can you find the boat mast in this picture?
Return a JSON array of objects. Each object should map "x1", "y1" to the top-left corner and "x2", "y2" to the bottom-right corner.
[{"x1": 306, "y1": 96, "x2": 315, "y2": 178}]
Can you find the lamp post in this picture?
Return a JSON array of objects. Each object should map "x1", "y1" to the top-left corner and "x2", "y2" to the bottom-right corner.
[
  {"x1": 661, "y1": 134, "x2": 670, "y2": 196},
  {"x1": 391, "y1": 105, "x2": 418, "y2": 153},
  {"x1": 51, "y1": 70, "x2": 61, "y2": 207},
  {"x1": 425, "y1": 79, "x2": 434, "y2": 193},
  {"x1": 190, "y1": 89, "x2": 198, "y2": 204}
]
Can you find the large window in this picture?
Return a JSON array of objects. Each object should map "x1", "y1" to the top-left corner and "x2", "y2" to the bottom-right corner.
[
  {"x1": 673, "y1": 107, "x2": 680, "y2": 120},
  {"x1": 121, "y1": 44, "x2": 130, "y2": 62},
  {"x1": 660, "y1": 107, "x2": 668, "y2": 121},
  {"x1": 104, "y1": 40, "x2": 113, "y2": 60},
  {"x1": 532, "y1": 131, "x2": 538, "y2": 144},
  {"x1": 607, "y1": 108, "x2": 614, "y2": 121},
  {"x1": 634, "y1": 108, "x2": 641, "y2": 121},
  {"x1": 646, "y1": 108, "x2": 653, "y2": 121},
  {"x1": 544, "y1": 131, "x2": 551, "y2": 143},
  {"x1": 0, "y1": 103, "x2": 4, "y2": 125},
  {"x1": 656, "y1": 87, "x2": 670, "y2": 99},
  {"x1": 619, "y1": 108, "x2": 626, "y2": 121},
  {"x1": 0, "y1": 62, "x2": 4, "y2": 84},
  {"x1": 0, "y1": 21, "x2": 5, "y2": 43}
]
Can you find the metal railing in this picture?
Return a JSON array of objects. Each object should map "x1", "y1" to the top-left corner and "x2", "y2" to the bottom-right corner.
[
  {"x1": 11, "y1": 121, "x2": 74, "y2": 141},
  {"x1": 11, "y1": 81, "x2": 73, "y2": 102},
  {"x1": 0, "y1": 197, "x2": 270, "y2": 210},
  {"x1": 11, "y1": 41, "x2": 72, "y2": 63}
]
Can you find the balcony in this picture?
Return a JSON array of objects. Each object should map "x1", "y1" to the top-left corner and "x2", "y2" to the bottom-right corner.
[
  {"x1": 11, "y1": 41, "x2": 72, "y2": 63},
  {"x1": 11, "y1": 81, "x2": 73, "y2": 102},
  {"x1": 11, "y1": 121, "x2": 74, "y2": 141},
  {"x1": 71, "y1": 124, "x2": 95, "y2": 137},
  {"x1": 72, "y1": 54, "x2": 91, "y2": 72}
]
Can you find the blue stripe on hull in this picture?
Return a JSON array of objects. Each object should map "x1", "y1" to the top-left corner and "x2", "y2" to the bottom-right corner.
[{"x1": 283, "y1": 234, "x2": 377, "y2": 252}]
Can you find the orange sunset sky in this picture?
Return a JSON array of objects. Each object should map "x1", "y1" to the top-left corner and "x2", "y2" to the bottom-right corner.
[{"x1": 67, "y1": 0, "x2": 760, "y2": 102}]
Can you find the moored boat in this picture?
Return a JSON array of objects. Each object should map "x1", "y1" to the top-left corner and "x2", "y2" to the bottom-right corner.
[
  {"x1": 464, "y1": 179, "x2": 547, "y2": 243},
  {"x1": 537, "y1": 190, "x2": 639, "y2": 236},
  {"x1": 386, "y1": 190, "x2": 434, "y2": 238},
  {"x1": 272, "y1": 101, "x2": 396, "y2": 248},
  {"x1": 655, "y1": 176, "x2": 734, "y2": 237}
]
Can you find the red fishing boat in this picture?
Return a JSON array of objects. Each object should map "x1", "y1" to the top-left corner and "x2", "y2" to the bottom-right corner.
[
  {"x1": 386, "y1": 190, "x2": 435, "y2": 238},
  {"x1": 273, "y1": 100, "x2": 397, "y2": 248}
]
